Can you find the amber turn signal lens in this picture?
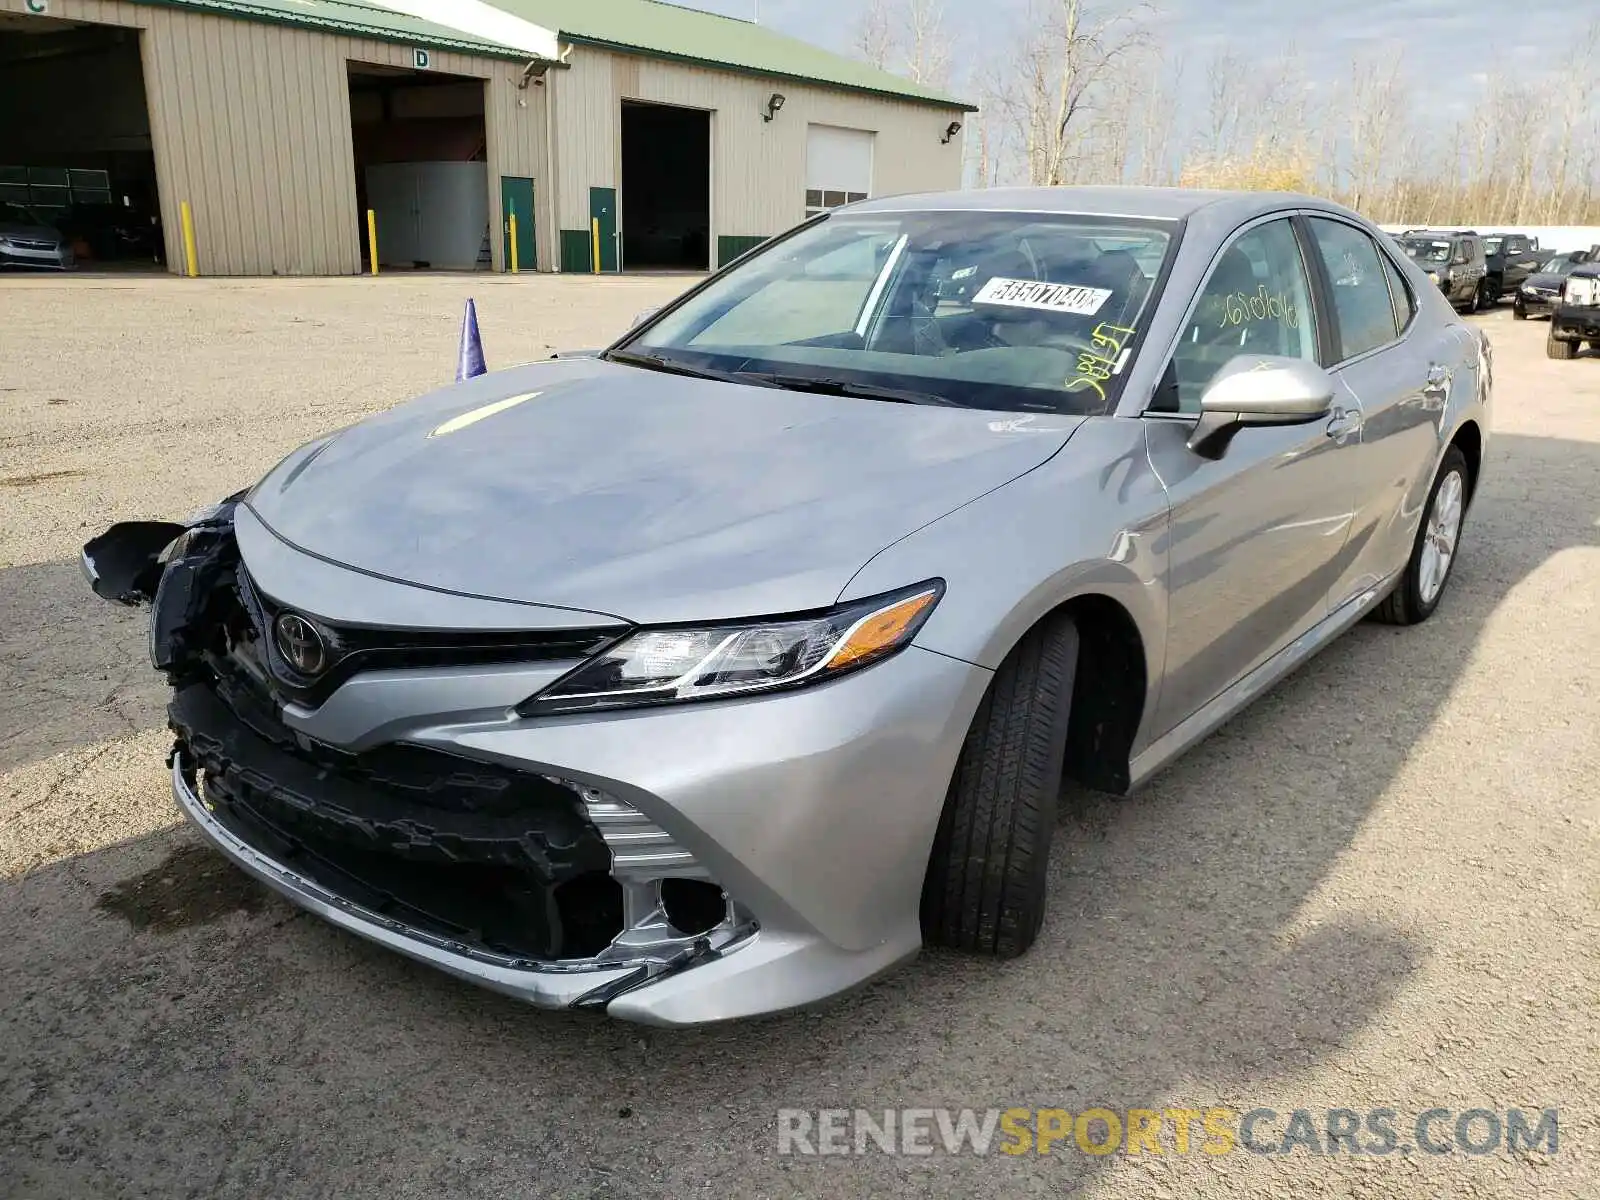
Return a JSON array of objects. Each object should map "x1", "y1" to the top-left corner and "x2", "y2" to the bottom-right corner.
[{"x1": 824, "y1": 588, "x2": 940, "y2": 671}]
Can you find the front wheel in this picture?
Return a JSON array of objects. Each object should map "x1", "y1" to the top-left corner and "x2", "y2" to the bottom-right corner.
[
  {"x1": 1513, "y1": 302, "x2": 1528, "y2": 320},
  {"x1": 921, "y1": 616, "x2": 1078, "y2": 958},
  {"x1": 1373, "y1": 446, "x2": 1469, "y2": 626},
  {"x1": 1478, "y1": 280, "x2": 1497, "y2": 309},
  {"x1": 1548, "y1": 332, "x2": 1577, "y2": 360}
]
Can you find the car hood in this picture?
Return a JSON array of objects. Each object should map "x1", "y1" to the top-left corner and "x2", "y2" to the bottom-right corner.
[
  {"x1": 0, "y1": 221, "x2": 61, "y2": 241},
  {"x1": 1524, "y1": 272, "x2": 1567, "y2": 291},
  {"x1": 245, "y1": 357, "x2": 1083, "y2": 624}
]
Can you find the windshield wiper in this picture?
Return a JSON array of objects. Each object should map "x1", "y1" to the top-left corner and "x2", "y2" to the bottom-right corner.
[
  {"x1": 740, "y1": 373, "x2": 961, "y2": 407},
  {"x1": 603, "y1": 349, "x2": 749, "y2": 385}
]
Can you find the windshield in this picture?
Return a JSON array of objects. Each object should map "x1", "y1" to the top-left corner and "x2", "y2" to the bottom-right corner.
[
  {"x1": 1540, "y1": 255, "x2": 1582, "y2": 274},
  {"x1": 1401, "y1": 238, "x2": 1453, "y2": 263},
  {"x1": 0, "y1": 201, "x2": 48, "y2": 226},
  {"x1": 614, "y1": 210, "x2": 1177, "y2": 415},
  {"x1": 1484, "y1": 238, "x2": 1503, "y2": 255}
]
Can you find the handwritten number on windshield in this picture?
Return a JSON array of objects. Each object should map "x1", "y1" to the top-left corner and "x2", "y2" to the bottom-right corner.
[{"x1": 1067, "y1": 323, "x2": 1138, "y2": 403}]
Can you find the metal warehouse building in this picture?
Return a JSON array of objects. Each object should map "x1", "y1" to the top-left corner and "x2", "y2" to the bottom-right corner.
[{"x1": 0, "y1": 0, "x2": 971, "y2": 275}]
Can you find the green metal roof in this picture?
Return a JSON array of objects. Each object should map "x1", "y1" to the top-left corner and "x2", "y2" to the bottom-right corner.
[
  {"x1": 489, "y1": 0, "x2": 974, "y2": 110},
  {"x1": 131, "y1": 0, "x2": 529, "y2": 59}
]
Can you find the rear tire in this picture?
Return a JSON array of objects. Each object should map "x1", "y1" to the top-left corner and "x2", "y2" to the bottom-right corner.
[
  {"x1": 921, "y1": 616, "x2": 1078, "y2": 958},
  {"x1": 1548, "y1": 332, "x2": 1577, "y2": 360},
  {"x1": 1373, "y1": 446, "x2": 1469, "y2": 626}
]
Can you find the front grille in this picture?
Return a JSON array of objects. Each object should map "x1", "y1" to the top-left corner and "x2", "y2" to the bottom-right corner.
[
  {"x1": 10, "y1": 239, "x2": 57, "y2": 251},
  {"x1": 238, "y1": 568, "x2": 628, "y2": 708}
]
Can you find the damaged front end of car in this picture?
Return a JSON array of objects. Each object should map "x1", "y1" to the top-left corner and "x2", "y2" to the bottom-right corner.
[{"x1": 81, "y1": 502, "x2": 758, "y2": 1015}]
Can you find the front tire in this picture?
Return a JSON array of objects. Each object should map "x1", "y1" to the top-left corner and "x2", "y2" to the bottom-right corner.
[
  {"x1": 921, "y1": 616, "x2": 1078, "y2": 958},
  {"x1": 1513, "y1": 301, "x2": 1527, "y2": 320},
  {"x1": 1548, "y1": 332, "x2": 1577, "y2": 359},
  {"x1": 1478, "y1": 279, "x2": 1496, "y2": 309},
  {"x1": 1373, "y1": 446, "x2": 1469, "y2": 626}
]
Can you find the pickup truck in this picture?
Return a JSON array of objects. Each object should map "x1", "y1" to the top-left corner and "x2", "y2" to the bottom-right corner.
[{"x1": 1483, "y1": 232, "x2": 1542, "y2": 304}]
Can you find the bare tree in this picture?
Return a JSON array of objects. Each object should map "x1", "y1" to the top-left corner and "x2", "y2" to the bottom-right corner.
[
  {"x1": 852, "y1": 0, "x2": 951, "y2": 86},
  {"x1": 986, "y1": 0, "x2": 1152, "y2": 186},
  {"x1": 853, "y1": 0, "x2": 895, "y2": 70}
]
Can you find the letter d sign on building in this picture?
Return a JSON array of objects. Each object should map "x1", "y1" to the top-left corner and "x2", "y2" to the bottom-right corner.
[{"x1": 413, "y1": 48, "x2": 431, "y2": 70}]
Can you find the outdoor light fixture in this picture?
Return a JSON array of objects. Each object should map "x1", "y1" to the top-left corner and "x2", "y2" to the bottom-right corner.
[
  {"x1": 942, "y1": 121, "x2": 962, "y2": 144},
  {"x1": 763, "y1": 92, "x2": 786, "y2": 121}
]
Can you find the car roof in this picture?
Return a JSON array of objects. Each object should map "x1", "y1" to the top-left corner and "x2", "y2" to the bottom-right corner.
[{"x1": 848, "y1": 186, "x2": 1350, "y2": 223}]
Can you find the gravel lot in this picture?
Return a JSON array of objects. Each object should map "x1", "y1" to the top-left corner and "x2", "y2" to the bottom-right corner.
[{"x1": 1, "y1": 274, "x2": 1596, "y2": 1198}]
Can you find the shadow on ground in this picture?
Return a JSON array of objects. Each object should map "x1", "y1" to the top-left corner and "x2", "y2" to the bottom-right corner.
[{"x1": 0, "y1": 431, "x2": 1595, "y2": 1198}]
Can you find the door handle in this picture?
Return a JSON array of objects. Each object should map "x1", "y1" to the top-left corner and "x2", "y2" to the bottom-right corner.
[{"x1": 1326, "y1": 407, "x2": 1362, "y2": 440}]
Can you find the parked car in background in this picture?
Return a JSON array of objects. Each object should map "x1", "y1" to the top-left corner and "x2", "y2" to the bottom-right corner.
[
  {"x1": 57, "y1": 201, "x2": 163, "y2": 266},
  {"x1": 1482, "y1": 232, "x2": 1542, "y2": 303},
  {"x1": 0, "y1": 201, "x2": 74, "y2": 271},
  {"x1": 1547, "y1": 260, "x2": 1600, "y2": 358},
  {"x1": 1398, "y1": 229, "x2": 1488, "y2": 312},
  {"x1": 1514, "y1": 250, "x2": 1592, "y2": 319}
]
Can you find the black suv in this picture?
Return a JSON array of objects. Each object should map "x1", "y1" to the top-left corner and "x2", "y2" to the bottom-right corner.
[
  {"x1": 1547, "y1": 261, "x2": 1600, "y2": 359},
  {"x1": 1397, "y1": 230, "x2": 1490, "y2": 313},
  {"x1": 1483, "y1": 232, "x2": 1542, "y2": 303}
]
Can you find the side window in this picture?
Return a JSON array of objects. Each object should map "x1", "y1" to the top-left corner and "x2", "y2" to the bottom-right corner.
[
  {"x1": 1380, "y1": 250, "x2": 1416, "y2": 333},
  {"x1": 1158, "y1": 218, "x2": 1316, "y2": 414},
  {"x1": 1307, "y1": 218, "x2": 1401, "y2": 359}
]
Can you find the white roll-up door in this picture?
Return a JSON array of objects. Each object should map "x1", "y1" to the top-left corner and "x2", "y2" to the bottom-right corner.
[{"x1": 805, "y1": 125, "x2": 874, "y2": 218}]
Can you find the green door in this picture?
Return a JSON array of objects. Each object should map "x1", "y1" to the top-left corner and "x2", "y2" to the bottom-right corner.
[
  {"x1": 500, "y1": 176, "x2": 536, "y2": 271},
  {"x1": 589, "y1": 186, "x2": 618, "y2": 272}
]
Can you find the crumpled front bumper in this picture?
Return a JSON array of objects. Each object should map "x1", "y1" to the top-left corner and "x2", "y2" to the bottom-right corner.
[
  {"x1": 123, "y1": 504, "x2": 993, "y2": 1024},
  {"x1": 170, "y1": 633, "x2": 989, "y2": 1024}
]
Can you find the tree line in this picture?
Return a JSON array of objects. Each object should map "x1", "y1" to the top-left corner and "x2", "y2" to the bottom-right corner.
[{"x1": 855, "y1": 0, "x2": 1600, "y2": 226}]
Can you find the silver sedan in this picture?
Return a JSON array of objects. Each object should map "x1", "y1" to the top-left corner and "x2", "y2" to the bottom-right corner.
[{"x1": 83, "y1": 186, "x2": 1490, "y2": 1024}]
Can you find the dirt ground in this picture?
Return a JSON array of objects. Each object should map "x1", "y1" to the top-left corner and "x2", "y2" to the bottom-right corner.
[{"x1": 1, "y1": 274, "x2": 1596, "y2": 1199}]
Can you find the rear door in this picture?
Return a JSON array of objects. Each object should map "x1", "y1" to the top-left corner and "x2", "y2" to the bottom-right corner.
[{"x1": 1301, "y1": 214, "x2": 1453, "y2": 609}]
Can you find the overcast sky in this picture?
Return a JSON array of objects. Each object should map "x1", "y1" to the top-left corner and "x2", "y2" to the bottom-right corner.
[{"x1": 671, "y1": 0, "x2": 1582, "y2": 114}]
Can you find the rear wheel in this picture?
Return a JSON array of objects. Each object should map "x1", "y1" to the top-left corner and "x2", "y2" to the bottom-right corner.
[
  {"x1": 1373, "y1": 446, "x2": 1469, "y2": 626},
  {"x1": 1548, "y1": 332, "x2": 1577, "y2": 359},
  {"x1": 921, "y1": 616, "x2": 1078, "y2": 958}
]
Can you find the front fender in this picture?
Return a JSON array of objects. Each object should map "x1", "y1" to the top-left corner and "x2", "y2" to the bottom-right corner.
[{"x1": 839, "y1": 416, "x2": 1170, "y2": 746}]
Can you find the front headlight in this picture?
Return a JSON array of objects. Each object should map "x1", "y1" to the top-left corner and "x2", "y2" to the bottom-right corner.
[{"x1": 520, "y1": 581, "x2": 943, "y2": 715}]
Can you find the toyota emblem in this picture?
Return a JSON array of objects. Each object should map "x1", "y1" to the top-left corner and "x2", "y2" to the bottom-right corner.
[{"x1": 273, "y1": 612, "x2": 328, "y2": 676}]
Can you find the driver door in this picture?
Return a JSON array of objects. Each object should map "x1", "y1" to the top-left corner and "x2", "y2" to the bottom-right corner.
[{"x1": 1143, "y1": 215, "x2": 1362, "y2": 734}]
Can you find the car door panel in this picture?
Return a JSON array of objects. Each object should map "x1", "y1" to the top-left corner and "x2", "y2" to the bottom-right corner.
[
  {"x1": 1145, "y1": 416, "x2": 1357, "y2": 731},
  {"x1": 1142, "y1": 214, "x2": 1360, "y2": 737},
  {"x1": 1303, "y1": 216, "x2": 1454, "y2": 607}
]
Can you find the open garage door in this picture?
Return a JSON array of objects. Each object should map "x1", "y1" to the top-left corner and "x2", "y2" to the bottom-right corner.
[
  {"x1": 348, "y1": 61, "x2": 491, "y2": 271},
  {"x1": 805, "y1": 125, "x2": 873, "y2": 220},
  {"x1": 620, "y1": 101, "x2": 710, "y2": 271},
  {"x1": 0, "y1": 11, "x2": 163, "y2": 270}
]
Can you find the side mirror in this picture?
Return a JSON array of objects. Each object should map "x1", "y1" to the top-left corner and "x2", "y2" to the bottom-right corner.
[
  {"x1": 629, "y1": 307, "x2": 660, "y2": 330},
  {"x1": 1188, "y1": 355, "x2": 1335, "y2": 460}
]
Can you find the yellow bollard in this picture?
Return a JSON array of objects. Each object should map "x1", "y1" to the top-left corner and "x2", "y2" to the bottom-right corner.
[
  {"x1": 591, "y1": 217, "x2": 601, "y2": 274},
  {"x1": 367, "y1": 208, "x2": 378, "y2": 275},
  {"x1": 509, "y1": 212, "x2": 519, "y2": 274},
  {"x1": 180, "y1": 200, "x2": 198, "y2": 278}
]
